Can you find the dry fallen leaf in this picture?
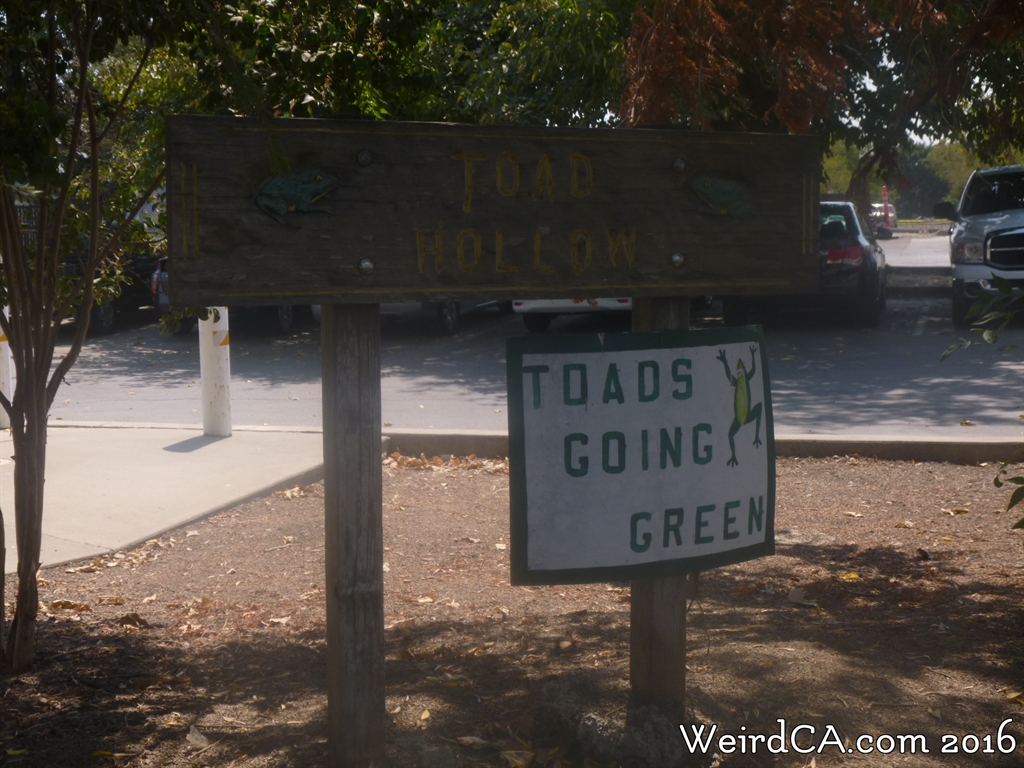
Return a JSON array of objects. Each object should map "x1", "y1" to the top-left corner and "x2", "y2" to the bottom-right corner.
[
  {"x1": 65, "y1": 561, "x2": 101, "y2": 574},
  {"x1": 896, "y1": 521, "x2": 914, "y2": 528},
  {"x1": 495, "y1": 543, "x2": 506, "y2": 550},
  {"x1": 118, "y1": 613, "x2": 152, "y2": 629},
  {"x1": 456, "y1": 736, "x2": 492, "y2": 748},
  {"x1": 501, "y1": 750, "x2": 535, "y2": 768},
  {"x1": 839, "y1": 572, "x2": 859, "y2": 580},
  {"x1": 960, "y1": 420, "x2": 976, "y2": 426},
  {"x1": 787, "y1": 587, "x2": 818, "y2": 608},
  {"x1": 420, "y1": 709, "x2": 431, "y2": 721},
  {"x1": 186, "y1": 725, "x2": 210, "y2": 748},
  {"x1": 49, "y1": 600, "x2": 92, "y2": 612}
]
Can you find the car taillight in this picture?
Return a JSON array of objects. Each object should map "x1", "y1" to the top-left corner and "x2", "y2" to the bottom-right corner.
[{"x1": 826, "y1": 245, "x2": 864, "y2": 266}]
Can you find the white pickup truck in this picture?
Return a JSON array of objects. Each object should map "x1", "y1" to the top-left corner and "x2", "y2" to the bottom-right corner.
[{"x1": 933, "y1": 165, "x2": 1024, "y2": 326}]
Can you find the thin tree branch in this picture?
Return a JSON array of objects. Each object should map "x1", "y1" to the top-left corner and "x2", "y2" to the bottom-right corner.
[
  {"x1": 53, "y1": 169, "x2": 165, "y2": 322},
  {"x1": 96, "y1": 40, "x2": 154, "y2": 145},
  {"x1": 45, "y1": 164, "x2": 165, "y2": 409},
  {"x1": 42, "y1": 3, "x2": 94, "y2": 319}
]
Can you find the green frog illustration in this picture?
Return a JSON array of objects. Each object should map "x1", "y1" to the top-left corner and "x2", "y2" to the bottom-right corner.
[
  {"x1": 255, "y1": 170, "x2": 338, "y2": 224},
  {"x1": 717, "y1": 345, "x2": 763, "y2": 467},
  {"x1": 689, "y1": 175, "x2": 753, "y2": 217}
]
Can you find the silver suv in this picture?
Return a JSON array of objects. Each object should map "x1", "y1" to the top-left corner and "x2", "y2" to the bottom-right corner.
[{"x1": 934, "y1": 165, "x2": 1024, "y2": 326}]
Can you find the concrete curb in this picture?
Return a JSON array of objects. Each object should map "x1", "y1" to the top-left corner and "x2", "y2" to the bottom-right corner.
[
  {"x1": 382, "y1": 429, "x2": 1022, "y2": 466},
  {"x1": 887, "y1": 265, "x2": 951, "y2": 300},
  {"x1": 37, "y1": 423, "x2": 1023, "y2": 465},
  {"x1": 774, "y1": 435, "x2": 1021, "y2": 465},
  {"x1": 47, "y1": 420, "x2": 324, "y2": 434},
  {"x1": 889, "y1": 266, "x2": 950, "y2": 277}
]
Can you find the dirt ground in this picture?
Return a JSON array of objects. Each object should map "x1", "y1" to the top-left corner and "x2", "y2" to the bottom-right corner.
[{"x1": 2, "y1": 452, "x2": 1023, "y2": 768}]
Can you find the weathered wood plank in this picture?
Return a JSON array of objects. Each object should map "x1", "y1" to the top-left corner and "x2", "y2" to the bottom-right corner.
[
  {"x1": 166, "y1": 116, "x2": 820, "y2": 305},
  {"x1": 630, "y1": 296, "x2": 690, "y2": 707},
  {"x1": 321, "y1": 303, "x2": 384, "y2": 767}
]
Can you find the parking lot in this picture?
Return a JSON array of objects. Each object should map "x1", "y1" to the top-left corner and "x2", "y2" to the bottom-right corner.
[{"x1": 45, "y1": 281, "x2": 1023, "y2": 441}]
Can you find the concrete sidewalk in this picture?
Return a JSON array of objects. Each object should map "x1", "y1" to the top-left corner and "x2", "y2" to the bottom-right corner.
[
  {"x1": 2, "y1": 422, "x2": 1020, "y2": 574},
  {"x1": 2, "y1": 423, "x2": 324, "y2": 574}
]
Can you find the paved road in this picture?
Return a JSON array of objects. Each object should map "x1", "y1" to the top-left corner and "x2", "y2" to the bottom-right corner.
[
  {"x1": 44, "y1": 284, "x2": 1023, "y2": 439},
  {"x1": 879, "y1": 230, "x2": 948, "y2": 268}
]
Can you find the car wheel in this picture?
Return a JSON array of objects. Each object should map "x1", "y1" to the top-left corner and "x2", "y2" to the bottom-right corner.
[
  {"x1": 437, "y1": 300, "x2": 460, "y2": 333},
  {"x1": 522, "y1": 313, "x2": 553, "y2": 333},
  {"x1": 850, "y1": 275, "x2": 883, "y2": 328},
  {"x1": 88, "y1": 302, "x2": 116, "y2": 336},
  {"x1": 276, "y1": 304, "x2": 295, "y2": 332},
  {"x1": 951, "y1": 292, "x2": 973, "y2": 328}
]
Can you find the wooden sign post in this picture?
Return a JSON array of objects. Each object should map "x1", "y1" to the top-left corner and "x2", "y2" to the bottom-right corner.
[
  {"x1": 167, "y1": 115, "x2": 818, "y2": 766},
  {"x1": 631, "y1": 296, "x2": 692, "y2": 707}
]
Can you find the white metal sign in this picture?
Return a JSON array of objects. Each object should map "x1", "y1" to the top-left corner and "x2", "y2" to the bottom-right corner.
[{"x1": 507, "y1": 327, "x2": 774, "y2": 585}]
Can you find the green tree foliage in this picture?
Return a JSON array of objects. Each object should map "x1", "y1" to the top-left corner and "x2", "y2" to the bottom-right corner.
[
  {"x1": 831, "y1": 0, "x2": 1024, "y2": 212},
  {"x1": 209, "y1": 0, "x2": 631, "y2": 126},
  {"x1": 414, "y1": 0, "x2": 632, "y2": 126},
  {"x1": 889, "y1": 143, "x2": 947, "y2": 218},
  {"x1": 201, "y1": 0, "x2": 433, "y2": 120}
]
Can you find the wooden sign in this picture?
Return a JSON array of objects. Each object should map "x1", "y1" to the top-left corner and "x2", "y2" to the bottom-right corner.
[
  {"x1": 166, "y1": 116, "x2": 820, "y2": 306},
  {"x1": 507, "y1": 327, "x2": 774, "y2": 585}
]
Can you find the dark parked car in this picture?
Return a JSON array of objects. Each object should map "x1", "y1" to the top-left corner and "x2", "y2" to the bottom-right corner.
[
  {"x1": 722, "y1": 201, "x2": 887, "y2": 327},
  {"x1": 312, "y1": 299, "x2": 511, "y2": 333},
  {"x1": 152, "y1": 258, "x2": 301, "y2": 333}
]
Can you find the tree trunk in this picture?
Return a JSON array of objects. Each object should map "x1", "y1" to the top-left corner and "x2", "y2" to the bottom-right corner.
[
  {"x1": 1, "y1": 501, "x2": 6, "y2": 665},
  {"x1": 847, "y1": 149, "x2": 878, "y2": 222},
  {"x1": 6, "y1": 404, "x2": 47, "y2": 672}
]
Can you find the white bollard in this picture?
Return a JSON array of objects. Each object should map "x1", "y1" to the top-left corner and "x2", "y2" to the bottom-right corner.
[
  {"x1": 0, "y1": 308, "x2": 12, "y2": 429},
  {"x1": 198, "y1": 307, "x2": 232, "y2": 437}
]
